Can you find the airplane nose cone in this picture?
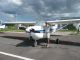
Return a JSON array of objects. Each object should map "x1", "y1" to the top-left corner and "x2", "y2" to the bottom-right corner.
[{"x1": 30, "y1": 29, "x2": 35, "y2": 32}]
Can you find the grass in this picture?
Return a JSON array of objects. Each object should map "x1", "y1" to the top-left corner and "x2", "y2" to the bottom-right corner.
[
  {"x1": 0, "y1": 24, "x2": 24, "y2": 32},
  {"x1": 0, "y1": 28, "x2": 25, "y2": 32},
  {"x1": 58, "y1": 29, "x2": 76, "y2": 32},
  {"x1": 58, "y1": 29, "x2": 80, "y2": 35},
  {"x1": 0, "y1": 25, "x2": 79, "y2": 33}
]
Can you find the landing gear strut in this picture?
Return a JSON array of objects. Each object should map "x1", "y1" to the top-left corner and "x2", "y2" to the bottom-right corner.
[
  {"x1": 33, "y1": 40, "x2": 37, "y2": 47},
  {"x1": 56, "y1": 38, "x2": 59, "y2": 44},
  {"x1": 44, "y1": 38, "x2": 50, "y2": 48},
  {"x1": 29, "y1": 36, "x2": 38, "y2": 47}
]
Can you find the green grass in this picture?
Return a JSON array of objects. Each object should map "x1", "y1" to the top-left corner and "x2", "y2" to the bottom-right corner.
[
  {"x1": 0, "y1": 28, "x2": 25, "y2": 32},
  {"x1": 0, "y1": 28, "x2": 77, "y2": 32},
  {"x1": 58, "y1": 29, "x2": 80, "y2": 35},
  {"x1": 0, "y1": 24, "x2": 79, "y2": 33},
  {"x1": 0, "y1": 25, "x2": 25, "y2": 32},
  {"x1": 58, "y1": 29, "x2": 76, "y2": 32}
]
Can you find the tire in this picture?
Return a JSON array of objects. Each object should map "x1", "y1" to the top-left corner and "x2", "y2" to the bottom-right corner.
[{"x1": 56, "y1": 38, "x2": 59, "y2": 44}]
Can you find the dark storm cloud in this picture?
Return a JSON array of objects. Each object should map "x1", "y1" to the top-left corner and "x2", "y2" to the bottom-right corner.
[
  {"x1": 21, "y1": 0, "x2": 80, "y2": 18},
  {"x1": 0, "y1": 0, "x2": 80, "y2": 21}
]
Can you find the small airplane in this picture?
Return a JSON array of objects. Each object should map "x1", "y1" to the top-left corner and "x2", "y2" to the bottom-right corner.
[
  {"x1": 0, "y1": 21, "x2": 6, "y2": 29},
  {"x1": 2, "y1": 19, "x2": 80, "y2": 47},
  {"x1": 0, "y1": 24, "x2": 6, "y2": 29},
  {"x1": 19, "y1": 19, "x2": 80, "y2": 47}
]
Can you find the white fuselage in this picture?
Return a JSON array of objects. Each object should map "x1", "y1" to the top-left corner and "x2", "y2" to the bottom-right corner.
[{"x1": 25, "y1": 25, "x2": 58, "y2": 40}]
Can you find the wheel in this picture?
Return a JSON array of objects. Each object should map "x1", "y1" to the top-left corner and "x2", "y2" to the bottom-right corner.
[{"x1": 56, "y1": 38, "x2": 59, "y2": 44}]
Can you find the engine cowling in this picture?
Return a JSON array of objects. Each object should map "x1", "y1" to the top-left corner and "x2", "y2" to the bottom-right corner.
[{"x1": 30, "y1": 29, "x2": 35, "y2": 32}]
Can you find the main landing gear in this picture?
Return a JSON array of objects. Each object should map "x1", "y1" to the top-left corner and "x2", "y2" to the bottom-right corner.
[{"x1": 56, "y1": 38, "x2": 60, "y2": 44}]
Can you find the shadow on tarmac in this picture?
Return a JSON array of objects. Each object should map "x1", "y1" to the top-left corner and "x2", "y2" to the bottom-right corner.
[
  {"x1": 1, "y1": 35, "x2": 80, "y2": 47},
  {"x1": 1, "y1": 36, "x2": 34, "y2": 47},
  {"x1": 50, "y1": 39, "x2": 80, "y2": 46}
]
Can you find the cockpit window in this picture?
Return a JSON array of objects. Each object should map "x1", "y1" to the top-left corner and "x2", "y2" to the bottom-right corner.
[{"x1": 35, "y1": 20, "x2": 45, "y2": 26}]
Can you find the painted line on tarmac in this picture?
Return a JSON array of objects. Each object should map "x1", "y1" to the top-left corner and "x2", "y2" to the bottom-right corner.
[{"x1": 0, "y1": 51, "x2": 35, "y2": 60}]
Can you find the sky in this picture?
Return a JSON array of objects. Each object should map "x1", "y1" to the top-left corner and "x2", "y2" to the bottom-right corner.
[{"x1": 0, "y1": 0, "x2": 80, "y2": 22}]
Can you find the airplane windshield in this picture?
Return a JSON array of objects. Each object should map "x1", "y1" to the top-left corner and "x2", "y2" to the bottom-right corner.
[{"x1": 36, "y1": 20, "x2": 45, "y2": 26}]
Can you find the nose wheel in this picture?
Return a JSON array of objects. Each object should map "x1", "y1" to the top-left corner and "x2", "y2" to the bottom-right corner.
[
  {"x1": 29, "y1": 30, "x2": 38, "y2": 47},
  {"x1": 29, "y1": 36, "x2": 38, "y2": 47}
]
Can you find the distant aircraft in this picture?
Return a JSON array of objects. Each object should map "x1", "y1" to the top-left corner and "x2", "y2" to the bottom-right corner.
[
  {"x1": 0, "y1": 24, "x2": 6, "y2": 29},
  {"x1": 0, "y1": 21, "x2": 6, "y2": 29},
  {"x1": 2, "y1": 19, "x2": 80, "y2": 47}
]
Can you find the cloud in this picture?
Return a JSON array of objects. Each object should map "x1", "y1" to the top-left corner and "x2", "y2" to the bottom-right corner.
[
  {"x1": 21, "y1": 0, "x2": 80, "y2": 18},
  {"x1": 0, "y1": 0, "x2": 80, "y2": 21},
  {"x1": 10, "y1": 0, "x2": 22, "y2": 5}
]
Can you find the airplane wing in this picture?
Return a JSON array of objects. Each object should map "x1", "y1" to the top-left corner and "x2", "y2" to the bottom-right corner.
[
  {"x1": 47, "y1": 19, "x2": 80, "y2": 25},
  {"x1": 4, "y1": 21, "x2": 35, "y2": 24},
  {"x1": 3, "y1": 19, "x2": 80, "y2": 25},
  {"x1": 3, "y1": 21, "x2": 36, "y2": 30}
]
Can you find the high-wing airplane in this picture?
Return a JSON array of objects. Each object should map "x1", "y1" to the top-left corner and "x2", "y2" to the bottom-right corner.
[{"x1": 2, "y1": 19, "x2": 80, "y2": 47}]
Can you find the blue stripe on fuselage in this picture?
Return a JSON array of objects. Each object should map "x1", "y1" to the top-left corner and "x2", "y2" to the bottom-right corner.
[{"x1": 35, "y1": 30, "x2": 45, "y2": 33}]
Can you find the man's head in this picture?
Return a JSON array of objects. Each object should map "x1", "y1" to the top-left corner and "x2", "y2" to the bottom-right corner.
[{"x1": 45, "y1": 22, "x2": 48, "y2": 26}]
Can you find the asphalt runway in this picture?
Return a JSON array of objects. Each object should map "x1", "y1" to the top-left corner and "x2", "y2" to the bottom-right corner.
[{"x1": 0, "y1": 32, "x2": 80, "y2": 60}]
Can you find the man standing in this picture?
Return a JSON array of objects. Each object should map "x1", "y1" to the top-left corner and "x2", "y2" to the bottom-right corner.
[{"x1": 44, "y1": 22, "x2": 50, "y2": 47}]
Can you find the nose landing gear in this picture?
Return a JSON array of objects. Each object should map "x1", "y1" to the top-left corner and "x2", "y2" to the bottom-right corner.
[{"x1": 29, "y1": 29, "x2": 38, "y2": 47}]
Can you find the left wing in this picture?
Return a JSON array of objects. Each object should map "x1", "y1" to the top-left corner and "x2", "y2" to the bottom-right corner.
[
  {"x1": 2, "y1": 21, "x2": 36, "y2": 30},
  {"x1": 47, "y1": 19, "x2": 80, "y2": 25}
]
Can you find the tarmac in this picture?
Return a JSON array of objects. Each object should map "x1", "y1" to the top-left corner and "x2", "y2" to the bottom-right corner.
[{"x1": 0, "y1": 32, "x2": 80, "y2": 60}]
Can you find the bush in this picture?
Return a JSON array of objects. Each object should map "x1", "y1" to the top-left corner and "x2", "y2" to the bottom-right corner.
[{"x1": 64, "y1": 24, "x2": 76, "y2": 31}]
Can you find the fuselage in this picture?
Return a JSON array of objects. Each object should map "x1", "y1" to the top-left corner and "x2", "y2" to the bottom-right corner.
[{"x1": 25, "y1": 25, "x2": 58, "y2": 40}]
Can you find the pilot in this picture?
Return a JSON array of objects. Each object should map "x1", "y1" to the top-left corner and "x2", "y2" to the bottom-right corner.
[
  {"x1": 44, "y1": 22, "x2": 50, "y2": 38},
  {"x1": 44, "y1": 22, "x2": 50, "y2": 47}
]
